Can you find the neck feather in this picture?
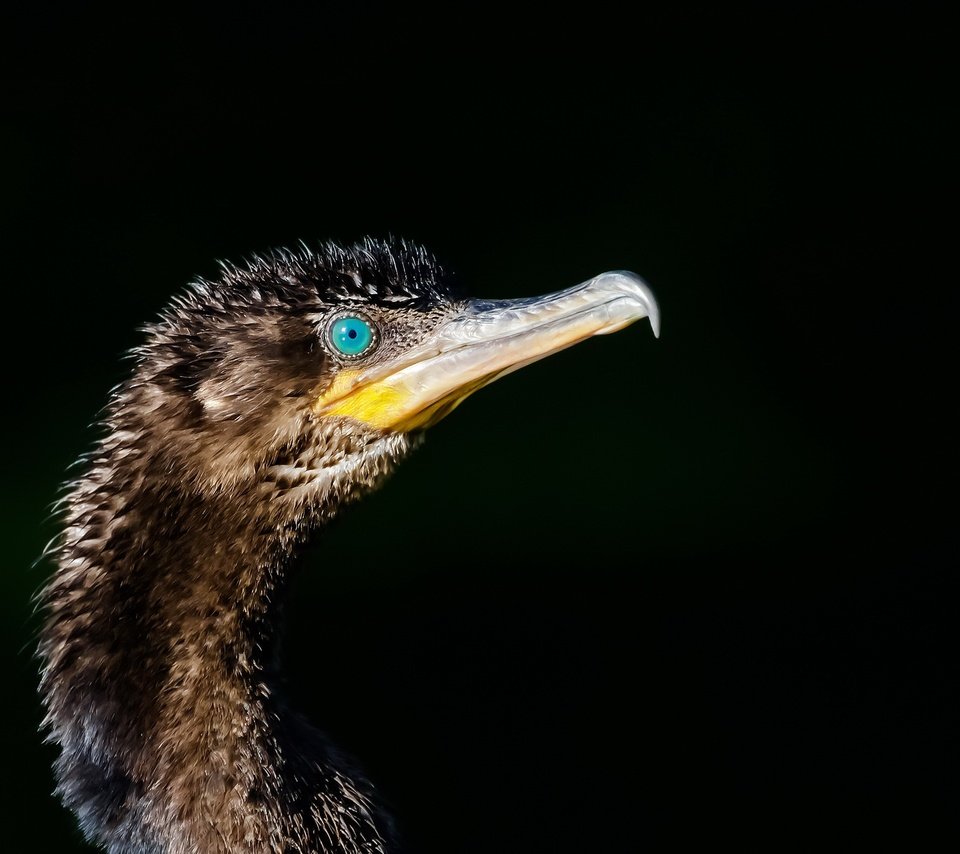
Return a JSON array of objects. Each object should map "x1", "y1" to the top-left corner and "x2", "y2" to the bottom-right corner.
[{"x1": 39, "y1": 425, "x2": 412, "y2": 854}]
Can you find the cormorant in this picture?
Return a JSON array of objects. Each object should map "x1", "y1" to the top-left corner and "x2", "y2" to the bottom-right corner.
[{"x1": 38, "y1": 238, "x2": 659, "y2": 853}]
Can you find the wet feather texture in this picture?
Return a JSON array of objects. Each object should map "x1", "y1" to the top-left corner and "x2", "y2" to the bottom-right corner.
[{"x1": 39, "y1": 239, "x2": 453, "y2": 853}]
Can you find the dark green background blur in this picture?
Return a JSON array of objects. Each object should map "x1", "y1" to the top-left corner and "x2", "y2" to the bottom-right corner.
[{"x1": 2, "y1": 3, "x2": 952, "y2": 850}]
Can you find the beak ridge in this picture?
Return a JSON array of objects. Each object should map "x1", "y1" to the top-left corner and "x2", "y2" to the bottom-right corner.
[{"x1": 314, "y1": 269, "x2": 659, "y2": 431}]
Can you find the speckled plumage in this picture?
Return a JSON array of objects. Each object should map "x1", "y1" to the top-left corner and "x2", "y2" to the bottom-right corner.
[{"x1": 39, "y1": 239, "x2": 460, "y2": 853}]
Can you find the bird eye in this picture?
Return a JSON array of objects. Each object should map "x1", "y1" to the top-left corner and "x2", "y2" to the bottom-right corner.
[{"x1": 328, "y1": 315, "x2": 375, "y2": 357}]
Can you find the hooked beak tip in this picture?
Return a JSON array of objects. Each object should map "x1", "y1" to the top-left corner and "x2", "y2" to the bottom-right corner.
[{"x1": 594, "y1": 270, "x2": 660, "y2": 338}]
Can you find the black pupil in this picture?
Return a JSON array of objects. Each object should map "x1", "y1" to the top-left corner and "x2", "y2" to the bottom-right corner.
[{"x1": 348, "y1": 328, "x2": 357, "y2": 339}]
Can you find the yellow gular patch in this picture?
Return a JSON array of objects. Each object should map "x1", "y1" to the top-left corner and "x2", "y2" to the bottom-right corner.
[
  {"x1": 311, "y1": 370, "x2": 403, "y2": 430},
  {"x1": 312, "y1": 370, "x2": 495, "y2": 433}
]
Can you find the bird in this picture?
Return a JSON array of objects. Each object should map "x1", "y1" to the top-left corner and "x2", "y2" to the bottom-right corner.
[{"x1": 38, "y1": 238, "x2": 659, "y2": 853}]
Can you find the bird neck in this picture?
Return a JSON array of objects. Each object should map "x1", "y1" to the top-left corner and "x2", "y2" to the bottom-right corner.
[{"x1": 40, "y1": 429, "x2": 411, "y2": 853}]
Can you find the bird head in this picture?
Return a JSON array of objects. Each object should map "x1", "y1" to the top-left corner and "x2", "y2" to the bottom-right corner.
[{"x1": 124, "y1": 238, "x2": 659, "y2": 504}]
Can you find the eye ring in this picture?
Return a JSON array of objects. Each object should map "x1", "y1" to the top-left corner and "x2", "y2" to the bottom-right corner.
[{"x1": 326, "y1": 312, "x2": 378, "y2": 359}]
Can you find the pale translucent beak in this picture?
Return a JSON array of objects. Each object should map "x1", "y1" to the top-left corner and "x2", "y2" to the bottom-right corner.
[{"x1": 313, "y1": 271, "x2": 660, "y2": 432}]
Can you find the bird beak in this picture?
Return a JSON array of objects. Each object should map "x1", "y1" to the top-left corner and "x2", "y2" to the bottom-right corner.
[{"x1": 312, "y1": 270, "x2": 660, "y2": 432}]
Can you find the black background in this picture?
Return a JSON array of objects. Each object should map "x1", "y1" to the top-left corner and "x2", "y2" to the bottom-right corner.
[{"x1": 2, "y1": 3, "x2": 954, "y2": 850}]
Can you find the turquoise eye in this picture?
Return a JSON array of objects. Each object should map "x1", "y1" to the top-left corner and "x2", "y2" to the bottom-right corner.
[{"x1": 329, "y1": 315, "x2": 375, "y2": 357}]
